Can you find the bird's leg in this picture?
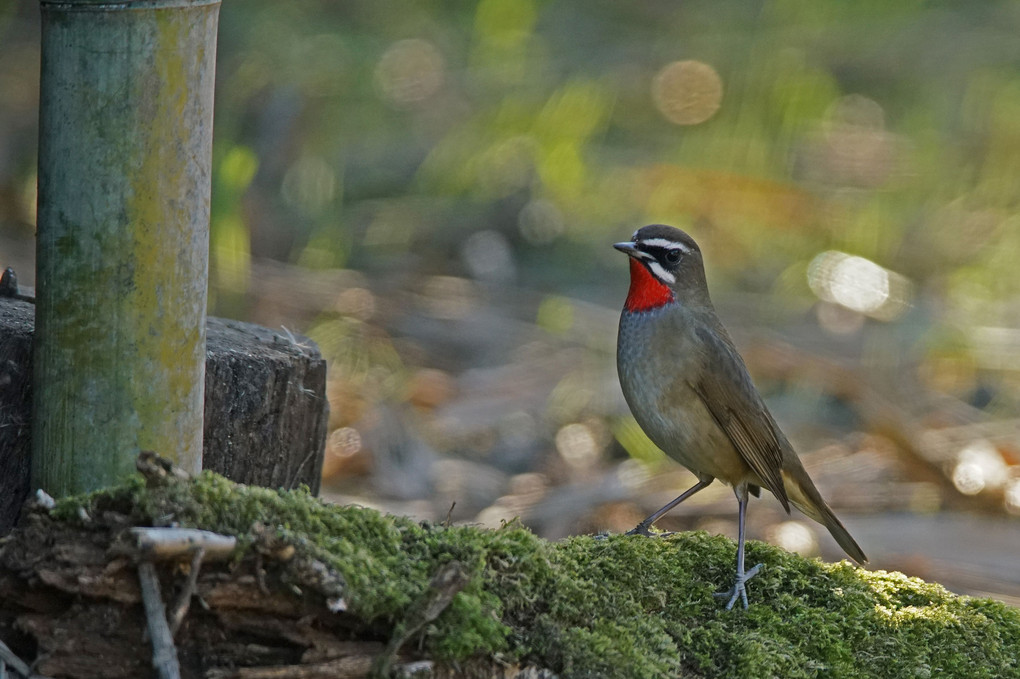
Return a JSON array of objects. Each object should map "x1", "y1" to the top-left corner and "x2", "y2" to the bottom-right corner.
[
  {"x1": 714, "y1": 484, "x2": 763, "y2": 610},
  {"x1": 627, "y1": 477, "x2": 713, "y2": 537}
]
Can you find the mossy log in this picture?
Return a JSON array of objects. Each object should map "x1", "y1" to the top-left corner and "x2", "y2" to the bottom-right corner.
[
  {"x1": 0, "y1": 296, "x2": 327, "y2": 533},
  {"x1": 1, "y1": 456, "x2": 1017, "y2": 679}
]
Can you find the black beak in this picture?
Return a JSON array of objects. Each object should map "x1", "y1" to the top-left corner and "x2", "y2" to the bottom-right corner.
[{"x1": 614, "y1": 241, "x2": 640, "y2": 258}]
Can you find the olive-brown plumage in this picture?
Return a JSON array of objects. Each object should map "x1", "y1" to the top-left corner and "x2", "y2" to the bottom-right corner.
[{"x1": 615, "y1": 224, "x2": 866, "y2": 609}]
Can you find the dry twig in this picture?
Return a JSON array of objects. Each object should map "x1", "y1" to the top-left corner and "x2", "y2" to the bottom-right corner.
[
  {"x1": 0, "y1": 638, "x2": 54, "y2": 679},
  {"x1": 137, "y1": 561, "x2": 181, "y2": 679},
  {"x1": 167, "y1": 546, "x2": 205, "y2": 637},
  {"x1": 130, "y1": 527, "x2": 236, "y2": 561},
  {"x1": 373, "y1": 561, "x2": 470, "y2": 677}
]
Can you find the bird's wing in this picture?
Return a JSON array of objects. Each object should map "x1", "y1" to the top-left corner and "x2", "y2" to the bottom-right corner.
[{"x1": 688, "y1": 325, "x2": 790, "y2": 511}]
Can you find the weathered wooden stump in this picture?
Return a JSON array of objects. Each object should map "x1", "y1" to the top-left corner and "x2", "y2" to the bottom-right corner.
[
  {"x1": 0, "y1": 296, "x2": 33, "y2": 533},
  {"x1": 204, "y1": 317, "x2": 328, "y2": 492},
  {"x1": 0, "y1": 295, "x2": 328, "y2": 533}
]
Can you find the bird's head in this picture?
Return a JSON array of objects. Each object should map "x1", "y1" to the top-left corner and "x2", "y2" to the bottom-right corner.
[{"x1": 614, "y1": 224, "x2": 711, "y2": 312}]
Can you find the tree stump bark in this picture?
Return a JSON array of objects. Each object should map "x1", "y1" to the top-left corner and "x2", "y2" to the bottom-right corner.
[
  {"x1": 0, "y1": 296, "x2": 33, "y2": 533},
  {"x1": 204, "y1": 317, "x2": 328, "y2": 493},
  {"x1": 0, "y1": 296, "x2": 328, "y2": 533}
]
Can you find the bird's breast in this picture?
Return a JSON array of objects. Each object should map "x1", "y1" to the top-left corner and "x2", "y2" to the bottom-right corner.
[{"x1": 617, "y1": 309, "x2": 751, "y2": 482}]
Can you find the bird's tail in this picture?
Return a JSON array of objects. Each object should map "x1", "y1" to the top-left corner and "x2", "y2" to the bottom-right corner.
[{"x1": 782, "y1": 470, "x2": 867, "y2": 564}]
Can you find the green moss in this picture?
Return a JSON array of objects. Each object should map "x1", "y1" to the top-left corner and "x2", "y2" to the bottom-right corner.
[{"x1": 53, "y1": 471, "x2": 1020, "y2": 679}]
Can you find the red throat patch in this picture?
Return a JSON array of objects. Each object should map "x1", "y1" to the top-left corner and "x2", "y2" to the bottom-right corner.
[{"x1": 624, "y1": 258, "x2": 675, "y2": 312}]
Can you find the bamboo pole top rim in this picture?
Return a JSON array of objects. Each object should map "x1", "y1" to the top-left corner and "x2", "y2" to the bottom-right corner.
[{"x1": 41, "y1": 0, "x2": 219, "y2": 10}]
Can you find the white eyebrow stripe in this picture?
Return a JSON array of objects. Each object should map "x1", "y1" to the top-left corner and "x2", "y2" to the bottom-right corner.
[
  {"x1": 641, "y1": 237, "x2": 692, "y2": 252},
  {"x1": 646, "y1": 260, "x2": 676, "y2": 285}
]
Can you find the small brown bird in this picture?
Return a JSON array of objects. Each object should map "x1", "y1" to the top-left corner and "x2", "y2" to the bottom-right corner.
[{"x1": 615, "y1": 225, "x2": 866, "y2": 609}]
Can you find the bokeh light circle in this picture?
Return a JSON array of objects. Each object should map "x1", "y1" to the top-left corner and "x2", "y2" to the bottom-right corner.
[{"x1": 652, "y1": 60, "x2": 723, "y2": 125}]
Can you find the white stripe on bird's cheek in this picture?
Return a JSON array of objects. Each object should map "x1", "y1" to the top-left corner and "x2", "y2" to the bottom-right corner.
[{"x1": 646, "y1": 260, "x2": 676, "y2": 285}]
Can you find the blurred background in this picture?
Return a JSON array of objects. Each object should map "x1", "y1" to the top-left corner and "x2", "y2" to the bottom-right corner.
[{"x1": 2, "y1": 1, "x2": 1019, "y2": 604}]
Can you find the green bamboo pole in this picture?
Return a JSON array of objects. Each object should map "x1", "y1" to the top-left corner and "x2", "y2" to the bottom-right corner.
[{"x1": 33, "y1": 0, "x2": 221, "y2": 496}]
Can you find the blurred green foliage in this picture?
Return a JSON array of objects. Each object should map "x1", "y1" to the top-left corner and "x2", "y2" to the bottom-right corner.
[
  {"x1": 197, "y1": 0, "x2": 1020, "y2": 305},
  {"x1": 2, "y1": 0, "x2": 1020, "y2": 399},
  {"x1": 2, "y1": 0, "x2": 1019, "y2": 302}
]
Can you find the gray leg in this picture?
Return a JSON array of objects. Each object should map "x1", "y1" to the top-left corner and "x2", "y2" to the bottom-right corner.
[
  {"x1": 627, "y1": 476, "x2": 713, "y2": 536},
  {"x1": 714, "y1": 484, "x2": 763, "y2": 610}
]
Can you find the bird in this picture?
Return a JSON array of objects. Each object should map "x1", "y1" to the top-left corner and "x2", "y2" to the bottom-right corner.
[{"x1": 614, "y1": 224, "x2": 866, "y2": 610}]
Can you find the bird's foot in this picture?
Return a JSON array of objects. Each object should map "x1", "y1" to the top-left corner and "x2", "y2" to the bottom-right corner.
[
  {"x1": 625, "y1": 522, "x2": 674, "y2": 538},
  {"x1": 713, "y1": 563, "x2": 763, "y2": 610}
]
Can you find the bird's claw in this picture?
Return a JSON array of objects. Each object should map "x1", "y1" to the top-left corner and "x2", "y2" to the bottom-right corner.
[
  {"x1": 713, "y1": 563, "x2": 763, "y2": 610},
  {"x1": 625, "y1": 523, "x2": 655, "y2": 537},
  {"x1": 625, "y1": 523, "x2": 675, "y2": 538}
]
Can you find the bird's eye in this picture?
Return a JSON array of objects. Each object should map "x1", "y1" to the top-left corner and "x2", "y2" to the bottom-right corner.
[{"x1": 664, "y1": 249, "x2": 682, "y2": 265}]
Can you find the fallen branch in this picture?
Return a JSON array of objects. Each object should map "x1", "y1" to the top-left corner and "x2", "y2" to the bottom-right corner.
[
  {"x1": 167, "y1": 546, "x2": 205, "y2": 637},
  {"x1": 0, "y1": 637, "x2": 53, "y2": 679},
  {"x1": 129, "y1": 527, "x2": 236, "y2": 561},
  {"x1": 137, "y1": 561, "x2": 181, "y2": 679}
]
